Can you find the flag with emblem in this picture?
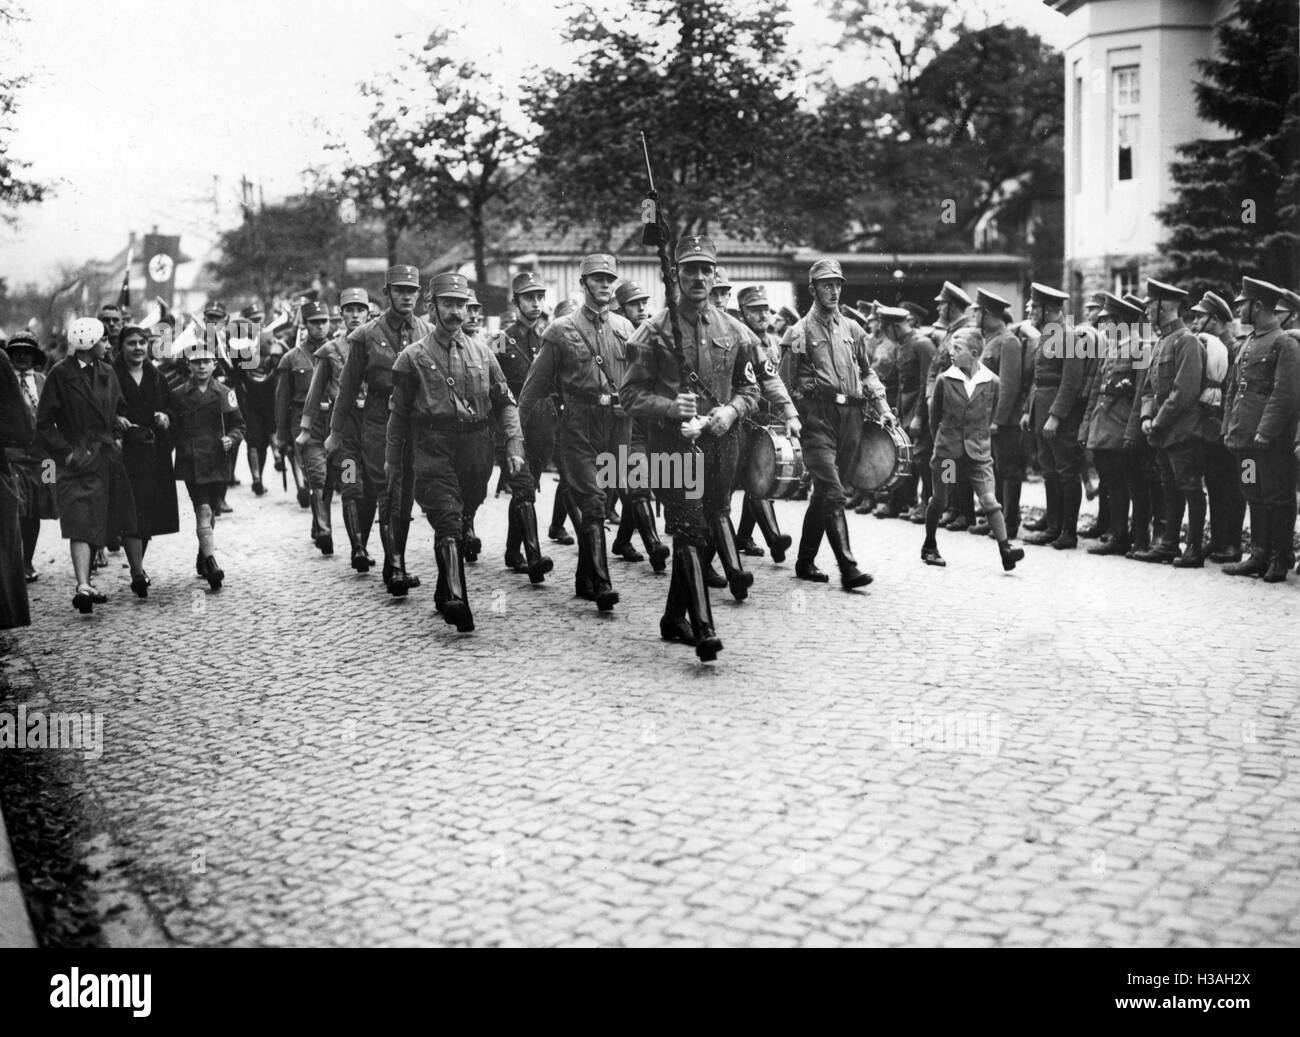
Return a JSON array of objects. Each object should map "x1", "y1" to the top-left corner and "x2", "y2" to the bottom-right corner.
[{"x1": 117, "y1": 246, "x2": 132, "y2": 315}]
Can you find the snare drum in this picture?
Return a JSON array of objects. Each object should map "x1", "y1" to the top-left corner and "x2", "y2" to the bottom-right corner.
[
  {"x1": 743, "y1": 426, "x2": 804, "y2": 500},
  {"x1": 851, "y1": 421, "x2": 913, "y2": 491}
]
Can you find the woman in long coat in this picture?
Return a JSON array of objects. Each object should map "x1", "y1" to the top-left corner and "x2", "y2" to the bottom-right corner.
[
  {"x1": 34, "y1": 317, "x2": 143, "y2": 613},
  {"x1": 4, "y1": 331, "x2": 58, "y2": 582},
  {"x1": 112, "y1": 324, "x2": 178, "y2": 595},
  {"x1": 0, "y1": 347, "x2": 33, "y2": 628}
]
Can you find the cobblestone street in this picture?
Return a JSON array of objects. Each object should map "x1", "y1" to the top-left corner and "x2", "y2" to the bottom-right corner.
[{"x1": 4, "y1": 460, "x2": 1300, "y2": 948}]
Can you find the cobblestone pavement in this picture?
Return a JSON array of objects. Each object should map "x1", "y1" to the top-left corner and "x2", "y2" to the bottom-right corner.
[{"x1": 5, "y1": 458, "x2": 1300, "y2": 948}]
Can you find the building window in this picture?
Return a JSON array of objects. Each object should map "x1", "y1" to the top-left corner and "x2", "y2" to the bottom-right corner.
[
  {"x1": 1113, "y1": 262, "x2": 1140, "y2": 298},
  {"x1": 1113, "y1": 66, "x2": 1139, "y2": 182},
  {"x1": 1072, "y1": 64, "x2": 1083, "y2": 191}
]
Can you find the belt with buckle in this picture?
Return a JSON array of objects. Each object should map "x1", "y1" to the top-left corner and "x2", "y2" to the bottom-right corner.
[
  {"x1": 568, "y1": 388, "x2": 617, "y2": 407},
  {"x1": 423, "y1": 416, "x2": 489, "y2": 432}
]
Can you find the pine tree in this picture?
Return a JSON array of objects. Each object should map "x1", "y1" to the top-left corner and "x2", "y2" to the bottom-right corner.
[{"x1": 1156, "y1": 0, "x2": 1300, "y2": 297}]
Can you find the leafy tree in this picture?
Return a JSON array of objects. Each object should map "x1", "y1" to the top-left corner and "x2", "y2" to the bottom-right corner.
[
  {"x1": 1156, "y1": 0, "x2": 1300, "y2": 295},
  {"x1": 343, "y1": 28, "x2": 532, "y2": 284},
  {"x1": 0, "y1": 2, "x2": 48, "y2": 225},
  {"x1": 527, "y1": 0, "x2": 804, "y2": 245}
]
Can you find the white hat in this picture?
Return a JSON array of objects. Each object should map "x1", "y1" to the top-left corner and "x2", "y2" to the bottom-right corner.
[{"x1": 68, "y1": 317, "x2": 106, "y2": 352}]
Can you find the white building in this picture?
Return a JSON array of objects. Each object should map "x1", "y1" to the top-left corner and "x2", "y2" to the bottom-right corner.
[{"x1": 1049, "y1": 0, "x2": 1236, "y2": 307}]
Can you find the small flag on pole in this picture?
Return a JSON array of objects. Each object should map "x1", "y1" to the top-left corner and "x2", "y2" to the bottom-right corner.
[{"x1": 118, "y1": 246, "x2": 133, "y2": 315}]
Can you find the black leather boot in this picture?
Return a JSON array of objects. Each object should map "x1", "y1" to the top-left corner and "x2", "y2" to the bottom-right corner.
[
  {"x1": 387, "y1": 515, "x2": 419, "y2": 596},
  {"x1": 795, "y1": 501, "x2": 829, "y2": 582},
  {"x1": 1263, "y1": 504, "x2": 1294, "y2": 583},
  {"x1": 310, "y1": 490, "x2": 333, "y2": 555},
  {"x1": 504, "y1": 504, "x2": 526, "y2": 571},
  {"x1": 751, "y1": 497, "x2": 792, "y2": 563},
  {"x1": 379, "y1": 522, "x2": 394, "y2": 586},
  {"x1": 824, "y1": 508, "x2": 873, "y2": 589},
  {"x1": 1172, "y1": 493, "x2": 1207, "y2": 569},
  {"x1": 736, "y1": 497, "x2": 763, "y2": 556},
  {"x1": 517, "y1": 501, "x2": 553, "y2": 584},
  {"x1": 709, "y1": 514, "x2": 754, "y2": 601},
  {"x1": 342, "y1": 501, "x2": 371, "y2": 571},
  {"x1": 675, "y1": 540, "x2": 722, "y2": 662},
  {"x1": 249, "y1": 447, "x2": 266, "y2": 496},
  {"x1": 1223, "y1": 503, "x2": 1269, "y2": 575},
  {"x1": 582, "y1": 520, "x2": 619, "y2": 611},
  {"x1": 1002, "y1": 478, "x2": 1022, "y2": 539},
  {"x1": 435, "y1": 536, "x2": 474, "y2": 631},
  {"x1": 632, "y1": 497, "x2": 670, "y2": 572},
  {"x1": 462, "y1": 514, "x2": 481, "y2": 564},
  {"x1": 658, "y1": 556, "x2": 695, "y2": 645}
]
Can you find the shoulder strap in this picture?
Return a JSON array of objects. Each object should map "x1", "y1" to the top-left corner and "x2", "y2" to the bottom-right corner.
[{"x1": 568, "y1": 317, "x2": 617, "y2": 394}]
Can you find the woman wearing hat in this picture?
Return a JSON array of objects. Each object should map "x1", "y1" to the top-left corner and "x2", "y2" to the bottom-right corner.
[
  {"x1": 0, "y1": 345, "x2": 33, "y2": 627},
  {"x1": 4, "y1": 331, "x2": 57, "y2": 582},
  {"x1": 34, "y1": 317, "x2": 142, "y2": 613},
  {"x1": 113, "y1": 324, "x2": 179, "y2": 594}
]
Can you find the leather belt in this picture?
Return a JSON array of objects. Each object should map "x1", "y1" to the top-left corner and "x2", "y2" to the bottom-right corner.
[
  {"x1": 807, "y1": 388, "x2": 863, "y2": 405},
  {"x1": 567, "y1": 387, "x2": 617, "y2": 407},
  {"x1": 422, "y1": 416, "x2": 489, "y2": 432}
]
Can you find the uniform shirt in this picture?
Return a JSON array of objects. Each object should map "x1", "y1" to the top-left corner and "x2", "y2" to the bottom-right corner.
[
  {"x1": 929, "y1": 361, "x2": 999, "y2": 462},
  {"x1": 519, "y1": 305, "x2": 634, "y2": 422},
  {"x1": 1083, "y1": 329, "x2": 1139, "y2": 452},
  {"x1": 1024, "y1": 320, "x2": 1088, "y2": 422},
  {"x1": 300, "y1": 337, "x2": 352, "y2": 439},
  {"x1": 779, "y1": 305, "x2": 890, "y2": 411},
  {"x1": 386, "y1": 324, "x2": 524, "y2": 468},
  {"x1": 170, "y1": 378, "x2": 245, "y2": 484},
  {"x1": 979, "y1": 326, "x2": 1024, "y2": 428},
  {"x1": 1197, "y1": 332, "x2": 1230, "y2": 409},
  {"x1": 331, "y1": 309, "x2": 431, "y2": 434},
  {"x1": 895, "y1": 328, "x2": 935, "y2": 429},
  {"x1": 275, "y1": 342, "x2": 318, "y2": 442},
  {"x1": 1140, "y1": 318, "x2": 1203, "y2": 446},
  {"x1": 1221, "y1": 326, "x2": 1300, "y2": 448},
  {"x1": 494, "y1": 317, "x2": 546, "y2": 399},
  {"x1": 620, "y1": 302, "x2": 760, "y2": 426},
  {"x1": 744, "y1": 325, "x2": 797, "y2": 423}
]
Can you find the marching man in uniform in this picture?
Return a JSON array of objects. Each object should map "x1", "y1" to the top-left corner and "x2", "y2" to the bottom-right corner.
[
  {"x1": 278, "y1": 300, "x2": 333, "y2": 553},
  {"x1": 780, "y1": 258, "x2": 895, "y2": 590},
  {"x1": 386, "y1": 272, "x2": 529, "y2": 631}
]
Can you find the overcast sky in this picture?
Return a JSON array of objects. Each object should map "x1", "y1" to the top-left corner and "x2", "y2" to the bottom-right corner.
[{"x1": 0, "y1": 0, "x2": 1068, "y2": 286}]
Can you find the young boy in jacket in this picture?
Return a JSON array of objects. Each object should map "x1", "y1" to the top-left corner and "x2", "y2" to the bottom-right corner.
[{"x1": 922, "y1": 328, "x2": 1025, "y2": 571}]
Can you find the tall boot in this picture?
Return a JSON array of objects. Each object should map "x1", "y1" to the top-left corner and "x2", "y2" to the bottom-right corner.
[
  {"x1": 750, "y1": 497, "x2": 792, "y2": 563},
  {"x1": 1001, "y1": 478, "x2": 1023, "y2": 539},
  {"x1": 504, "y1": 505, "x2": 526, "y2": 571},
  {"x1": 435, "y1": 535, "x2": 474, "y2": 631},
  {"x1": 1024, "y1": 475, "x2": 1060, "y2": 544},
  {"x1": 795, "y1": 500, "x2": 829, "y2": 582},
  {"x1": 387, "y1": 515, "x2": 419, "y2": 596},
  {"x1": 249, "y1": 446, "x2": 266, "y2": 496},
  {"x1": 1223, "y1": 502, "x2": 1270, "y2": 576},
  {"x1": 462, "y1": 513, "x2": 481, "y2": 564},
  {"x1": 610, "y1": 495, "x2": 644, "y2": 562},
  {"x1": 675, "y1": 539, "x2": 722, "y2": 662},
  {"x1": 709, "y1": 514, "x2": 754, "y2": 601},
  {"x1": 343, "y1": 501, "x2": 372, "y2": 572},
  {"x1": 1263, "y1": 503, "x2": 1295, "y2": 583},
  {"x1": 824, "y1": 507, "x2": 873, "y2": 589},
  {"x1": 1173, "y1": 492, "x2": 1206, "y2": 568},
  {"x1": 1053, "y1": 478, "x2": 1082, "y2": 549},
  {"x1": 516, "y1": 501, "x2": 553, "y2": 584},
  {"x1": 658, "y1": 555, "x2": 695, "y2": 645},
  {"x1": 357, "y1": 497, "x2": 376, "y2": 558},
  {"x1": 549, "y1": 490, "x2": 574, "y2": 544},
  {"x1": 310, "y1": 489, "x2": 333, "y2": 555},
  {"x1": 735, "y1": 497, "x2": 763, "y2": 556},
  {"x1": 631, "y1": 498, "x2": 670, "y2": 573},
  {"x1": 574, "y1": 523, "x2": 596, "y2": 600},
  {"x1": 379, "y1": 521, "x2": 394, "y2": 586},
  {"x1": 582, "y1": 520, "x2": 619, "y2": 611}
]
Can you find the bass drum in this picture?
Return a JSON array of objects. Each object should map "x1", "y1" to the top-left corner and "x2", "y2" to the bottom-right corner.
[
  {"x1": 851, "y1": 420, "x2": 912, "y2": 491},
  {"x1": 743, "y1": 426, "x2": 804, "y2": 500}
]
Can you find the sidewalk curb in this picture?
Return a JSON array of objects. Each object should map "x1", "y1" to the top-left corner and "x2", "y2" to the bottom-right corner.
[{"x1": 0, "y1": 773, "x2": 37, "y2": 948}]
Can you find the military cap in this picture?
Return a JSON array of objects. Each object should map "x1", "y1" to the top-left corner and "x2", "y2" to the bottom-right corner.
[
  {"x1": 934, "y1": 280, "x2": 972, "y2": 307},
  {"x1": 429, "y1": 272, "x2": 471, "y2": 300},
  {"x1": 554, "y1": 298, "x2": 578, "y2": 319},
  {"x1": 1274, "y1": 288, "x2": 1300, "y2": 314},
  {"x1": 511, "y1": 271, "x2": 545, "y2": 296},
  {"x1": 713, "y1": 267, "x2": 733, "y2": 290},
  {"x1": 615, "y1": 281, "x2": 650, "y2": 307},
  {"x1": 385, "y1": 264, "x2": 421, "y2": 289},
  {"x1": 1098, "y1": 291, "x2": 1143, "y2": 322},
  {"x1": 339, "y1": 287, "x2": 369, "y2": 309},
  {"x1": 68, "y1": 317, "x2": 105, "y2": 351},
  {"x1": 240, "y1": 304, "x2": 264, "y2": 321},
  {"x1": 329, "y1": 304, "x2": 342, "y2": 318},
  {"x1": 875, "y1": 304, "x2": 910, "y2": 324},
  {"x1": 1145, "y1": 278, "x2": 1187, "y2": 302},
  {"x1": 203, "y1": 300, "x2": 227, "y2": 319},
  {"x1": 808, "y1": 258, "x2": 845, "y2": 284},
  {"x1": 97, "y1": 303, "x2": 122, "y2": 317},
  {"x1": 1190, "y1": 291, "x2": 1233, "y2": 324},
  {"x1": 1085, "y1": 290, "x2": 1107, "y2": 307},
  {"x1": 183, "y1": 337, "x2": 218, "y2": 360},
  {"x1": 778, "y1": 305, "x2": 799, "y2": 324},
  {"x1": 974, "y1": 288, "x2": 1010, "y2": 315},
  {"x1": 675, "y1": 235, "x2": 718, "y2": 265},
  {"x1": 301, "y1": 300, "x2": 329, "y2": 321},
  {"x1": 1232, "y1": 276, "x2": 1285, "y2": 306},
  {"x1": 580, "y1": 253, "x2": 617, "y2": 277},
  {"x1": 1029, "y1": 282, "x2": 1069, "y2": 307},
  {"x1": 1122, "y1": 292, "x2": 1148, "y2": 309},
  {"x1": 900, "y1": 300, "x2": 929, "y2": 322},
  {"x1": 736, "y1": 285, "x2": 769, "y2": 309}
]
